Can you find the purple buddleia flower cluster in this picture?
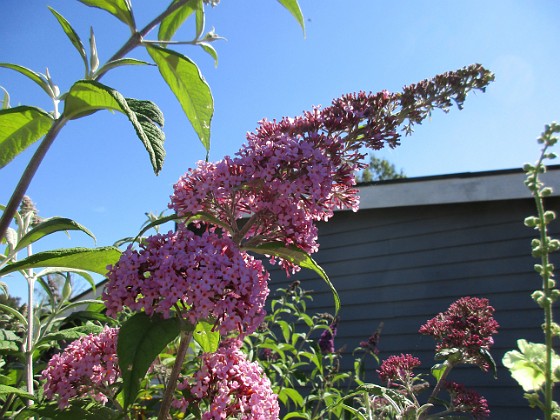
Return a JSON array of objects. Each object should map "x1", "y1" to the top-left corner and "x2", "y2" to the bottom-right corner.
[
  {"x1": 41, "y1": 326, "x2": 120, "y2": 409},
  {"x1": 445, "y1": 381, "x2": 490, "y2": 419},
  {"x1": 377, "y1": 353, "x2": 422, "y2": 385},
  {"x1": 175, "y1": 339, "x2": 280, "y2": 419}
]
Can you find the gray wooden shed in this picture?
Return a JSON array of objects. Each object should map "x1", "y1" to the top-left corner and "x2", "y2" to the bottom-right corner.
[{"x1": 267, "y1": 166, "x2": 560, "y2": 418}]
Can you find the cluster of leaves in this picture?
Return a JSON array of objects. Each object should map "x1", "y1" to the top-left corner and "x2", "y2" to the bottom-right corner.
[{"x1": 502, "y1": 122, "x2": 560, "y2": 419}]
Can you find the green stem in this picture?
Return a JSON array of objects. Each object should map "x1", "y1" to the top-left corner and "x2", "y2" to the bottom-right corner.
[
  {"x1": 157, "y1": 329, "x2": 193, "y2": 420},
  {"x1": 534, "y1": 178, "x2": 554, "y2": 420},
  {"x1": 25, "y1": 244, "x2": 35, "y2": 406}
]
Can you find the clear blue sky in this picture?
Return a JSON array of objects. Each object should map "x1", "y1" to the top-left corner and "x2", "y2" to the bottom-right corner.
[{"x1": 1, "y1": 1, "x2": 559, "y2": 299}]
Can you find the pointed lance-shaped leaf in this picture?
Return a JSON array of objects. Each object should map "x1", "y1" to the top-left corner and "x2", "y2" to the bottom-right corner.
[
  {"x1": 118, "y1": 313, "x2": 183, "y2": 410},
  {"x1": 94, "y1": 57, "x2": 153, "y2": 77},
  {"x1": 147, "y1": 45, "x2": 213, "y2": 153},
  {"x1": 193, "y1": 320, "x2": 219, "y2": 353},
  {"x1": 246, "y1": 242, "x2": 340, "y2": 314},
  {"x1": 0, "y1": 246, "x2": 121, "y2": 277},
  {"x1": 158, "y1": 0, "x2": 200, "y2": 41},
  {"x1": 276, "y1": 0, "x2": 305, "y2": 36},
  {"x1": 15, "y1": 217, "x2": 96, "y2": 253},
  {"x1": 64, "y1": 80, "x2": 165, "y2": 174},
  {"x1": 0, "y1": 63, "x2": 53, "y2": 98},
  {"x1": 48, "y1": 7, "x2": 89, "y2": 75},
  {"x1": 0, "y1": 106, "x2": 54, "y2": 168},
  {"x1": 77, "y1": 0, "x2": 135, "y2": 30}
]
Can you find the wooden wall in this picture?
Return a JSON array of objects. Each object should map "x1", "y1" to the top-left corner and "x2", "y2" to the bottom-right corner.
[{"x1": 267, "y1": 196, "x2": 560, "y2": 418}]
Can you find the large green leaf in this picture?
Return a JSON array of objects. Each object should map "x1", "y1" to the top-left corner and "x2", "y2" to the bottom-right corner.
[
  {"x1": 118, "y1": 313, "x2": 183, "y2": 410},
  {"x1": 0, "y1": 63, "x2": 52, "y2": 97},
  {"x1": 48, "y1": 7, "x2": 89, "y2": 73},
  {"x1": 64, "y1": 80, "x2": 165, "y2": 174},
  {"x1": 147, "y1": 45, "x2": 213, "y2": 153},
  {"x1": 77, "y1": 0, "x2": 135, "y2": 29},
  {"x1": 15, "y1": 217, "x2": 96, "y2": 253},
  {"x1": 158, "y1": 0, "x2": 200, "y2": 41},
  {"x1": 276, "y1": 0, "x2": 305, "y2": 35},
  {"x1": 0, "y1": 246, "x2": 121, "y2": 277},
  {"x1": 0, "y1": 106, "x2": 54, "y2": 168},
  {"x1": 247, "y1": 242, "x2": 340, "y2": 314}
]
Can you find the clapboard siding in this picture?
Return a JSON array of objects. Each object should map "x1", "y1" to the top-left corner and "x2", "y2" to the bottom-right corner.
[{"x1": 267, "y1": 196, "x2": 559, "y2": 418}]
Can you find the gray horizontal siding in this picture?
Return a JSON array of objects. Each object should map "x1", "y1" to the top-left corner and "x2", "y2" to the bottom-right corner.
[{"x1": 267, "y1": 197, "x2": 560, "y2": 418}]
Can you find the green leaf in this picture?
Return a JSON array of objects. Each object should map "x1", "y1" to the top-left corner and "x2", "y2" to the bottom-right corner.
[
  {"x1": 431, "y1": 363, "x2": 447, "y2": 382},
  {"x1": 38, "y1": 324, "x2": 104, "y2": 346},
  {"x1": 199, "y1": 42, "x2": 218, "y2": 67},
  {"x1": 0, "y1": 106, "x2": 54, "y2": 168},
  {"x1": 95, "y1": 57, "x2": 153, "y2": 76},
  {"x1": 118, "y1": 313, "x2": 182, "y2": 409},
  {"x1": 146, "y1": 45, "x2": 213, "y2": 153},
  {"x1": 276, "y1": 0, "x2": 305, "y2": 35},
  {"x1": 133, "y1": 213, "x2": 181, "y2": 243},
  {"x1": 0, "y1": 303, "x2": 27, "y2": 327},
  {"x1": 36, "y1": 267, "x2": 96, "y2": 292},
  {"x1": 193, "y1": 320, "x2": 220, "y2": 353},
  {"x1": 0, "y1": 384, "x2": 34, "y2": 400},
  {"x1": 247, "y1": 242, "x2": 340, "y2": 314},
  {"x1": 64, "y1": 80, "x2": 165, "y2": 174},
  {"x1": 15, "y1": 217, "x2": 96, "y2": 253},
  {"x1": 48, "y1": 7, "x2": 89, "y2": 74},
  {"x1": 0, "y1": 246, "x2": 121, "y2": 277},
  {"x1": 77, "y1": 0, "x2": 135, "y2": 29},
  {"x1": 278, "y1": 387, "x2": 304, "y2": 407},
  {"x1": 0, "y1": 63, "x2": 53, "y2": 97},
  {"x1": 158, "y1": 0, "x2": 200, "y2": 41}
]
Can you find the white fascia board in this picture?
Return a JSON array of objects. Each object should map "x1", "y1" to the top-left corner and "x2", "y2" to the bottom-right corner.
[{"x1": 357, "y1": 167, "x2": 560, "y2": 210}]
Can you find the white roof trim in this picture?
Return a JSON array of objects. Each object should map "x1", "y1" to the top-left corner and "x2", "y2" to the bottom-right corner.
[{"x1": 357, "y1": 167, "x2": 560, "y2": 210}]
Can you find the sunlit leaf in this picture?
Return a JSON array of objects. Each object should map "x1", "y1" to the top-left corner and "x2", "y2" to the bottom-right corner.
[
  {"x1": 147, "y1": 45, "x2": 213, "y2": 153},
  {"x1": 193, "y1": 320, "x2": 219, "y2": 353},
  {"x1": 95, "y1": 57, "x2": 153, "y2": 76},
  {"x1": 0, "y1": 246, "x2": 121, "y2": 277},
  {"x1": 1, "y1": 85, "x2": 10, "y2": 109},
  {"x1": 118, "y1": 313, "x2": 183, "y2": 409},
  {"x1": 77, "y1": 0, "x2": 135, "y2": 29},
  {"x1": 246, "y1": 242, "x2": 340, "y2": 314},
  {"x1": 64, "y1": 80, "x2": 165, "y2": 174},
  {"x1": 276, "y1": 0, "x2": 305, "y2": 35},
  {"x1": 158, "y1": 0, "x2": 200, "y2": 41},
  {"x1": 0, "y1": 63, "x2": 52, "y2": 97},
  {"x1": 15, "y1": 217, "x2": 96, "y2": 253},
  {"x1": 199, "y1": 42, "x2": 218, "y2": 67},
  {"x1": 0, "y1": 303, "x2": 27, "y2": 327},
  {"x1": 48, "y1": 7, "x2": 89, "y2": 74},
  {"x1": 0, "y1": 106, "x2": 54, "y2": 168},
  {"x1": 36, "y1": 267, "x2": 96, "y2": 292}
]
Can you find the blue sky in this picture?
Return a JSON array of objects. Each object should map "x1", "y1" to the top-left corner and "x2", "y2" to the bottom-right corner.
[{"x1": 1, "y1": 1, "x2": 559, "y2": 299}]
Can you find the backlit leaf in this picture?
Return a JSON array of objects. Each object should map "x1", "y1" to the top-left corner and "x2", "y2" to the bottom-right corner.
[
  {"x1": 276, "y1": 0, "x2": 305, "y2": 35},
  {"x1": 15, "y1": 217, "x2": 96, "y2": 253},
  {"x1": 0, "y1": 63, "x2": 52, "y2": 97},
  {"x1": 158, "y1": 0, "x2": 200, "y2": 41},
  {"x1": 0, "y1": 106, "x2": 54, "y2": 168},
  {"x1": 147, "y1": 45, "x2": 213, "y2": 153},
  {"x1": 48, "y1": 7, "x2": 89, "y2": 74},
  {"x1": 0, "y1": 246, "x2": 121, "y2": 277},
  {"x1": 77, "y1": 0, "x2": 135, "y2": 29},
  {"x1": 193, "y1": 320, "x2": 219, "y2": 353},
  {"x1": 64, "y1": 80, "x2": 165, "y2": 174}
]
